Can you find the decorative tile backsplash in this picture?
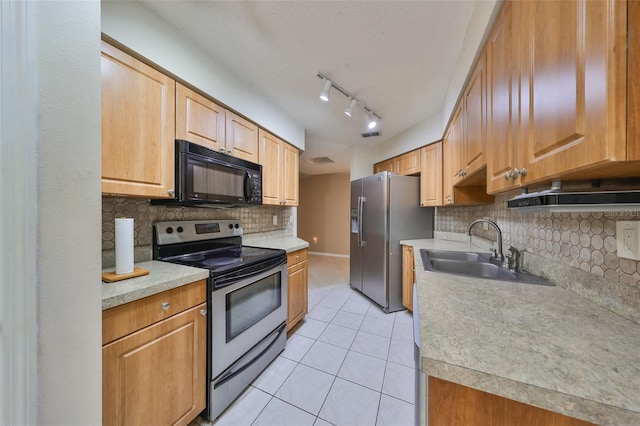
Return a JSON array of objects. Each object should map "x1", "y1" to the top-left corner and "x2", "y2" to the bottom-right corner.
[
  {"x1": 436, "y1": 192, "x2": 640, "y2": 287},
  {"x1": 102, "y1": 197, "x2": 293, "y2": 251}
]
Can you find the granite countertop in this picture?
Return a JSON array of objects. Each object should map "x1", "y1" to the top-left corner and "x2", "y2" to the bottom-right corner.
[
  {"x1": 401, "y1": 238, "x2": 640, "y2": 426},
  {"x1": 101, "y1": 260, "x2": 209, "y2": 310},
  {"x1": 101, "y1": 235, "x2": 309, "y2": 310},
  {"x1": 242, "y1": 233, "x2": 309, "y2": 253}
]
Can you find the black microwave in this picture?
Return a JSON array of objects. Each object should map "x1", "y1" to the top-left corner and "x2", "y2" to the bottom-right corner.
[{"x1": 155, "y1": 140, "x2": 262, "y2": 207}]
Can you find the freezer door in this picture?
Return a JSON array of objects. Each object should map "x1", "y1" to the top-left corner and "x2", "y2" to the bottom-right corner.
[
  {"x1": 361, "y1": 173, "x2": 388, "y2": 309},
  {"x1": 349, "y1": 179, "x2": 363, "y2": 292}
]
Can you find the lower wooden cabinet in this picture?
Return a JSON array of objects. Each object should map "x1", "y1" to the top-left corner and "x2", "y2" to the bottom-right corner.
[
  {"x1": 102, "y1": 280, "x2": 207, "y2": 426},
  {"x1": 428, "y1": 377, "x2": 595, "y2": 426},
  {"x1": 402, "y1": 245, "x2": 415, "y2": 311},
  {"x1": 287, "y1": 249, "x2": 308, "y2": 330}
]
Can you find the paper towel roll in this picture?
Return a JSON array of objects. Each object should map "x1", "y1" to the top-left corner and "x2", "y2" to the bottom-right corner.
[{"x1": 115, "y1": 218, "x2": 134, "y2": 275}]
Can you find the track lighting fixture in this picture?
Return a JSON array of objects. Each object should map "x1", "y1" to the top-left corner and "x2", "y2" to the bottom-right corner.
[
  {"x1": 317, "y1": 72, "x2": 381, "y2": 132},
  {"x1": 366, "y1": 110, "x2": 378, "y2": 129},
  {"x1": 344, "y1": 98, "x2": 358, "y2": 117},
  {"x1": 319, "y1": 78, "x2": 332, "y2": 102}
]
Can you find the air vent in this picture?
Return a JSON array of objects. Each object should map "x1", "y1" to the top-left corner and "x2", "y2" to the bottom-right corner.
[
  {"x1": 361, "y1": 131, "x2": 381, "y2": 138},
  {"x1": 309, "y1": 156, "x2": 335, "y2": 165}
]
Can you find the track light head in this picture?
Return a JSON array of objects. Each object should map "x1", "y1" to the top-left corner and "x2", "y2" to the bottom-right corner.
[
  {"x1": 319, "y1": 78, "x2": 332, "y2": 102},
  {"x1": 344, "y1": 98, "x2": 358, "y2": 117},
  {"x1": 366, "y1": 111, "x2": 378, "y2": 129}
]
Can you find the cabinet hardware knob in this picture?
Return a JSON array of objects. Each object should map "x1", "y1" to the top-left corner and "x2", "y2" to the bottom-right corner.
[
  {"x1": 504, "y1": 171, "x2": 512, "y2": 180},
  {"x1": 200, "y1": 309, "x2": 207, "y2": 316},
  {"x1": 295, "y1": 255, "x2": 300, "y2": 259},
  {"x1": 227, "y1": 149, "x2": 233, "y2": 154},
  {"x1": 519, "y1": 168, "x2": 527, "y2": 177},
  {"x1": 161, "y1": 302, "x2": 170, "y2": 311},
  {"x1": 511, "y1": 168, "x2": 520, "y2": 180},
  {"x1": 220, "y1": 147, "x2": 226, "y2": 153},
  {"x1": 167, "y1": 189, "x2": 175, "y2": 195}
]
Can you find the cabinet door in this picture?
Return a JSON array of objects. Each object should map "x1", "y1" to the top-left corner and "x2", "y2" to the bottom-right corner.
[
  {"x1": 449, "y1": 105, "x2": 465, "y2": 186},
  {"x1": 420, "y1": 143, "x2": 443, "y2": 207},
  {"x1": 486, "y1": 1, "x2": 520, "y2": 194},
  {"x1": 374, "y1": 159, "x2": 395, "y2": 174},
  {"x1": 463, "y1": 52, "x2": 487, "y2": 178},
  {"x1": 176, "y1": 82, "x2": 225, "y2": 152},
  {"x1": 402, "y1": 246, "x2": 415, "y2": 311},
  {"x1": 226, "y1": 110, "x2": 259, "y2": 162},
  {"x1": 287, "y1": 260, "x2": 308, "y2": 330},
  {"x1": 522, "y1": 0, "x2": 627, "y2": 182},
  {"x1": 101, "y1": 41, "x2": 176, "y2": 199},
  {"x1": 103, "y1": 303, "x2": 207, "y2": 426},
  {"x1": 259, "y1": 129, "x2": 283, "y2": 205},
  {"x1": 395, "y1": 150, "x2": 421, "y2": 176},
  {"x1": 282, "y1": 142, "x2": 299, "y2": 206}
]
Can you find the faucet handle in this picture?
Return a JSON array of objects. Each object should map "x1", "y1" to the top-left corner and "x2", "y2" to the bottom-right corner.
[
  {"x1": 506, "y1": 246, "x2": 521, "y2": 270},
  {"x1": 489, "y1": 248, "x2": 498, "y2": 259}
]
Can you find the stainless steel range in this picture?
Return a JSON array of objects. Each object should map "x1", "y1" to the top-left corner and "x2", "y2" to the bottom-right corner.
[{"x1": 153, "y1": 220, "x2": 287, "y2": 421}]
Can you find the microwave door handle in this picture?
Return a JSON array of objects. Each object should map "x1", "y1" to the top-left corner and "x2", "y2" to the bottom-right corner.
[{"x1": 244, "y1": 171, "x2": 252, "y2": 202}]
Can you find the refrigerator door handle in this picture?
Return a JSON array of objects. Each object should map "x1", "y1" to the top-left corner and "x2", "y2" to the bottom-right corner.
[{"x1": 358, "y1": 196, "x2": 366, "y2": 247}]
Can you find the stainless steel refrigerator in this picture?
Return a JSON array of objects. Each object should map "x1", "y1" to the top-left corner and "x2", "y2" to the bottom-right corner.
[{"x1": 350, "y1": 172, "x2": 435, "y2": 313}]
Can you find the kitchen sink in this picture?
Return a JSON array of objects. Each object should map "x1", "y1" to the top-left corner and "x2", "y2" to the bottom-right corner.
[{"x1": 420, "y1": 249, "x2": 554, "y2": 286}]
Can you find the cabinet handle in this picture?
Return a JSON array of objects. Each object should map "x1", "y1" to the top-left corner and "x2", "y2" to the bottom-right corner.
[
  {"x1": 227, "y1": 148, "x2": 233, "y2": 154},
  {"x1": 160, "y1": 302, "x2": 170, "y2": 311},
  {"x1": 167, "y1": 189, "x2": 175, "y2": 195},
  {"x1": 295, "y1": 255, "x2": 300, "y2": 260},
  {"x1": 220, "y1": 147, "x2": 227, "y2": 153},
  {"x1": 519, "y1": 168, "x2": 527, "y2": 177},
  {"x1": 200, "y1": 308, "x2": 207, "y2": 316},
  {"x1": 511, "y1": 168, "x2": 520, "y2": 180},
  {"x1": 504, "y1": 171, "x2": 512, "y2": 180}
]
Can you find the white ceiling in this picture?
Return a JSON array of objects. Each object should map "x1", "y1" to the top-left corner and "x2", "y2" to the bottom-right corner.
[{"x1": 140, "y1": 0, "x2": 479, "y2": 175}]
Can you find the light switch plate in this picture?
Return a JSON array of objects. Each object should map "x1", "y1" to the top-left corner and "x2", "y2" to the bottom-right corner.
[
  {"x1": 272, "y1": 215, "x2": 278, "y2": 226},
  {"x1": 616, "y1": 221, "x2": 640, "y2": 260}
]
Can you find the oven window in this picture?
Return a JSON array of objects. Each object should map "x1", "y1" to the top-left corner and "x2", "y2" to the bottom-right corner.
[{"x1": 225, "y1": 271, "x2": 282, "y2": 342}]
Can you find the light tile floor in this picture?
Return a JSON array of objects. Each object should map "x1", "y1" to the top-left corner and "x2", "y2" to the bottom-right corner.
[{"x1": 194, "y1": 254, "x2": 416, "y2": 426}]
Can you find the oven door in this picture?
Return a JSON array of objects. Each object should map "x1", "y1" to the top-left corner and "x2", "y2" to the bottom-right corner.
[{"x1": 210, "y1": 260, "x2": 287, "y2": 378}]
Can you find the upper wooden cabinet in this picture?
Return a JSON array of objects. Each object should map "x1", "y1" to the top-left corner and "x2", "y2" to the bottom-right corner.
[
  {"x1": 259, "y1": 129, "x2": 299, "y2": 206},
  {"x1": 101, "y1": 41, "x2": 176, "y2": 199},
  {"x1": 486, "y1": 0, "x2": 639, "y2": 193},
  {"x1": 420, "y1": 142, "x2": 443, "y2": 207},
  {"x1": 462, "y1": 51, "x2": 487, "y2": 179},
  {"x1": 373, "y1": 158, "x2": 395, "y2": 174},
  {"x1": 395, "y1": 149, "x2": 421, "y2": 176},
  {"x1": 176, "y1": 83, "x2": 226, "y2": 152},
  {"x1": 225, "y1": 110, "x2": 259, "y2": 163},
  {"x1": 486, "y1": 1, "x2": 520, "y2": 194},
  {"x1": 176, "y1": 84, "x2": 259, "y2": 163}
]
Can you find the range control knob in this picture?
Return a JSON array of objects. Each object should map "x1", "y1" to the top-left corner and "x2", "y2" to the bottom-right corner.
[
  {"x1": 166, "y1": 227, "x2": 174, "y2": 234},
  {"x1": 176, "y1": 226, "x2": 183, "y2": 233},
  {"x1": 228, "y1": 224, "x2": 234, "y2": 229},
  {"x1": 234, "y1": 223, "x2": 240, "y2": 229}
]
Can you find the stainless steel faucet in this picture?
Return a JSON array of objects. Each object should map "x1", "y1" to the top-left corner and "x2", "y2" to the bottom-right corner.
[{"x1": 468, "y1": 219, "x2": 504, "y2": 262}]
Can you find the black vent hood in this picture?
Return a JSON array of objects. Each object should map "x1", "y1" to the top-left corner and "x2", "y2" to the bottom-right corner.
[{"x1": 507, "y1": 180, "x2": 640, "y2": 212}]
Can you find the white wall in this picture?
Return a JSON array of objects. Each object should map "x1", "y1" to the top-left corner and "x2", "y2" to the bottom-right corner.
[
  {"x1": 441, "y1": 0, "x2": 501, "y2": 127},
  {"x1": 101, "y1": 0, "x2": 305, "y2": 151},
  {"x1": 350, "y1": 0, "x2": 501, "y2": 177},
  {"x1": 35, "y1": 1, "x2": 103, "y2": 424}
]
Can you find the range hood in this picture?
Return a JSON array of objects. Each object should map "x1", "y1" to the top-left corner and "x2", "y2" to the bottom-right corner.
[{"x1": 507, "y1": 181, "x2": 640, "y2": 212}]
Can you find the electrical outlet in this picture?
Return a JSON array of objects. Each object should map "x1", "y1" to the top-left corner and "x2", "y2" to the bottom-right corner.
[
  {"x1": 272, "y1": 215, "x2": 278, "y2": 226},
  {"x1": 616, "y1": 221, "x2": 640, "y2": 260}
]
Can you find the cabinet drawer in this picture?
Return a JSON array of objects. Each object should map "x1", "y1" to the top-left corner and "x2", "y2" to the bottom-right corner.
[
  {"x1": 102, "y1": 279, "x2": 207, "y2": 345},
  {"x1": 287, "y1": 248, "x2": 308, "y2": 266}
]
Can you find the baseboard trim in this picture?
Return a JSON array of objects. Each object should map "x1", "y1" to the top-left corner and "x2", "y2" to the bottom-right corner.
[{"x1": 308, "y1": 251, "x2": 350, "y2": 258}]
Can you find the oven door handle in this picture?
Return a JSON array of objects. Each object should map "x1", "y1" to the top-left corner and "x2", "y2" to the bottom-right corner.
[
  {"x1": 213, "y1": 257, "x2": 286, "y2": 288},
  {"x1": 213, "y1": 323, "x2": 286, "y2": 389}
]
